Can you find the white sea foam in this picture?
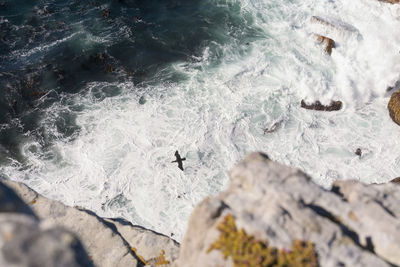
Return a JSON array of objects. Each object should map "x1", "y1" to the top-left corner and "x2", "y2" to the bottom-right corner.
[{"x1": 2, "y1": 0, "x2": 400, "y2": 241}]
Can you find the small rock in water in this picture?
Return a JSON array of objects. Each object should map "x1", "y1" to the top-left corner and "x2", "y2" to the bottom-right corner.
[
  {"x1": 101, "y1": 9, "x2": 110, "y2": 18},
  {"x1": 301, "y1": 100, "x2": 342, "y2": 111},
  {"x1": 316, "y1": 35, "x2": 335, "y2": 55},
  {"x1": 104, "y1": 64, "x2": 115, "y2": 73},
  {"x1": 355, "y1": 148, "x2": 362, "y2": 157},
  {"x1": 139, "y1": 96, "x2": 146, "y2": 105},
  {"x1": 263, "y1": 120, "x2": 282, "y2": 134}
]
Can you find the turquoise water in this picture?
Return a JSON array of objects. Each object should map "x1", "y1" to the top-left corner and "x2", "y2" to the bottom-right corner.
[{"x1": 1, "y1": 0, "x2": 400, "y2": 240}]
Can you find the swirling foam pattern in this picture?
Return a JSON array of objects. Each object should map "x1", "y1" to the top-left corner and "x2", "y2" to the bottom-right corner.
[{"x1": 1, "y1": 0, "x2": 400, "y2": 240}]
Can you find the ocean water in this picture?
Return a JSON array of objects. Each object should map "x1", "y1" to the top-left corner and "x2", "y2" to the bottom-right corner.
[{"x1": 1, "y1": 0, "x2": 399, "y2": 240}]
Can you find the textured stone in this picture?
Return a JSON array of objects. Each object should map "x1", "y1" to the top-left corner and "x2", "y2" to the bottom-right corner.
[
  {"x1": 0, "y1": 182, "x2": 36, "y2": 217},
  {"x1": 388, "y1": 90, "x2": 400, "y2": 126},
  {"x1": 2, "y1": 178, "x2": 179, "y2": 267},
  {"x1": 316, "y1": 35, "x2": 335, "y2": 55},
  {"x1": 390, "y1": 177, "x2": 400, "y2": 184},
  {"x1": 378, "y1": 0, "x2": 399, "y2": 4},
  {"x1": 105, "y1": 218, "x2": 180, "y2": 265},
  {"x1": 301, "y1": 100, "x2": 342, "y2": 111},
  {"x1": 0, "y1": 214, "x2": 93, "y2": 267},
  {"x1": 176, "y1": 152, "x2": 399, "y2": 267},
  {"x1": 311, "y1": 16, "x2": 336, "y2": 29},
  {"x1": 1, "y1": 179, "x2": 137, "y2": 267},
  {"x1": 0, "y1": 180, "x2": 93, "y2": 267}
]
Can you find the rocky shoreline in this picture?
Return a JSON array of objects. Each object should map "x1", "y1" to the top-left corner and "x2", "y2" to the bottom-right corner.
[
  {"x1": 0, "y1": 178, "x2": 179, "y2": 267},
  {"x1": 2, "y1": 152, "x2": 400, "y2": 266}
]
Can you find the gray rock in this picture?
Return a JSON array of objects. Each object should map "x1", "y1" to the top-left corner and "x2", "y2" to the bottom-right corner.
[
  {"x1": 1, "y1": 179, "x2": 138, "y2": 267},
  {"x1": 0, "y1": 182, "x2": 36, "y2": 217},
  {"x1": 0, "y1": 186, "x2": 93, "y2": 267},
  {"x1": 176, "y1": 152, "x2": 399, "y2": 267},
  {"x1": 2, "y1": 178, "x2": 180, "y2": 267},
  {"x1": 104, "y1": 218, "x2": 180, "y2": 266}
]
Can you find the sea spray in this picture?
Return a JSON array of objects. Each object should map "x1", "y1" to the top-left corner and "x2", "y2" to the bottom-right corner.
[{"x1": 1, "y1": 0, "x2": 400, "y2": 240}]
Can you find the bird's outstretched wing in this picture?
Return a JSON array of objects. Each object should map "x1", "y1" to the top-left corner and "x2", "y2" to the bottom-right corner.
[{"x1": 178, "y1": 161, "x2": 184, "y2": 171}]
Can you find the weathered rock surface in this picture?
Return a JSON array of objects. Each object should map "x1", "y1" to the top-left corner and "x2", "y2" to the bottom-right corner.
[
  {"x1": 388, "y1": 90, "x2": 400, "y2": 126},
  {"x1": 311, "y1": 16, "x2": 337, "y2": 29},
  {"x1": 390, "y1": 177, "x2": 400, "y2": 184},
  {"x1": 315, "y1": 35, "x2": 335, "y2": 55},
  {"x1": 176, "y1": 152, "x2": 400, "y2": 267},
  {"x1": 379, "y1": 0, "x2": 399, "y2": 4},
  {"x1": 301, "y1": 99, "x2": 343, "y2": 111},
  {"x1": 0, "y1": 182, "x2": 36, "y2": 217},
  {"x1": 2, "y1": 179, "x2": 179, "y2": 267},
  {"x1": 104, "y1": 218, "x2": 180, "y2": 265},
  {"x1": 0, "y1": 182, "x2": 93, "y2": 267}
]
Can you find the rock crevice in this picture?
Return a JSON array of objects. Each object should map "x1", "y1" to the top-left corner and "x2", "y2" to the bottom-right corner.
[{"x1": 175, "y1": 152, "x2": 400, "y2": 267}]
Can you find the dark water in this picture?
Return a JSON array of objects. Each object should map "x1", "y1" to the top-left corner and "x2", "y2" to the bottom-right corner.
[{"x1": 0, "y1": 0, "x2": 258, "y2": 165}]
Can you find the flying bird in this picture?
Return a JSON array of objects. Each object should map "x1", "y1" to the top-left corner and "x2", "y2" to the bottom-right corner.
[{"x1": 172, "y1": 151, "x2": 186, "y2": 171}]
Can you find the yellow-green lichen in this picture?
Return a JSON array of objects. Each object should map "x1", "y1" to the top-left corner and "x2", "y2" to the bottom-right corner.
[
  {"x1": 208, "y1": 214, "x2": 319, "y2": 267},
  {"x1": 131, "y1": 248, "x2": 170, "y2": 266}
]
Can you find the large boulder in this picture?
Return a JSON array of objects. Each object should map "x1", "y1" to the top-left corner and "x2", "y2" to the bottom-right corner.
[
  {"x1": 0, "y1": 215, "x2": 93, "y2": 267},
  {"x1": 0, "y1": 181, "x2": 93, "y2": 267},
  {"x1": 175, "y1": 152, "x2": 400, "y2": 267},
  {"x1": 2, "y1": 178, "x2": 179, "y2": 267},
  {"x1": 388, "y1": 90, "x2": 400, "y2": 125}
]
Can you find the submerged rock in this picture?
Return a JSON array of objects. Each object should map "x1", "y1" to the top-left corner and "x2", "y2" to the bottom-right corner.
[
  {"x1": 311, "y1": 16, "x2": 336, "y2": 29},
  {"x1": 316, "y1": 35, "x2": 335, "y2": 55},
  {"x1": 301, "y1": 100, "x2": 342, "y2": 111},
  {"x1": 388, "y1": 90, "x2": 400, "y2": 125},
  {"x1": 176, "y1": 152, "x2": 400, "y2": 266}
]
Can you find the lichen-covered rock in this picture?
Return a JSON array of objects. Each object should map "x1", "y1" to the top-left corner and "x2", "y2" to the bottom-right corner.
[
  {"x1": 388, "y1": 90, "x2": 400, "y2": 125},
  {"x1": 207, "y1": 214, "x2": 319, "y2": 267},
  {"x1": 104, "y1": 218, "x2": 180, "y2": 266},
  {"x1": 175, "y1": 152, "x2": 399, "y2": 267}
]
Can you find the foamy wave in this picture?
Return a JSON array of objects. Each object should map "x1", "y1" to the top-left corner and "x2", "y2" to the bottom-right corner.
[{"x1": 2, "y1": 0, "x2": 400, "y2": 241}]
